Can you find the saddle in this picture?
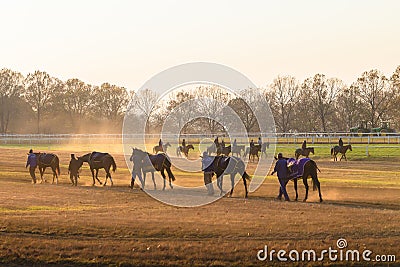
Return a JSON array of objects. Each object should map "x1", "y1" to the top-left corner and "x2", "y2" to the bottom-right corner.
[{"x1": 90, "y1": 152, "x2": 109, "y2": 162}]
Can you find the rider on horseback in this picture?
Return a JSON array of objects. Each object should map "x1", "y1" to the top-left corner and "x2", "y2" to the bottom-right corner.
[
  {"x1": 302, "y1": 140, "x2": 307, "y2": 151},
  {"x1": 339, "y1": 138, "x2": 343, "y2": 147}
]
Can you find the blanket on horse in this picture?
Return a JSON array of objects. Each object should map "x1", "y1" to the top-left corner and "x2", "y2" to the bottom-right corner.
[
  {"x1": 287, "y1": 157, "x2": 310, "y2": 179},
  {"x1": 90, "y1": 152, "x2": 109, "y2": 162},
  {"x1": 38, "y1": 153, "x2": 56, "y2": 166}
]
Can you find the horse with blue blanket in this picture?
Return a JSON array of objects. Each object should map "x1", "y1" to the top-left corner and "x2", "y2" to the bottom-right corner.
[
  {"x1": 79, "y1": 152, "x2": 117, "y2": 186},
  {"x1": 277, "y1": 157, "x2": 323, "y2": 202}
]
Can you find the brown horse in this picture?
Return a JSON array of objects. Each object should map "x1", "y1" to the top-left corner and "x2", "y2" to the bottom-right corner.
[
  {"x1": 79, "y1": 152, "x2": 117, "y2": 186},
  {"x1": 34, "y1": 153, "x2": 60, "y2": 184},
  {"x1": 295, "y1": 147, "x2": 314, "y2": 159},
  {"x1": 153, "y1": 142, "x2": 171, "y2": 154},
  {"x1": 331, "y1": 145, "x2": 352, "y2": 161},
  {"x1": 176, "y1": 144, "x2": 194, "y2": 157}
]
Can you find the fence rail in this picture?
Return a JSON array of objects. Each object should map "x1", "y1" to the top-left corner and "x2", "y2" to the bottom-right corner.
[{"x1": 1, "y1": 133, "x2": 399, "y2": 145}]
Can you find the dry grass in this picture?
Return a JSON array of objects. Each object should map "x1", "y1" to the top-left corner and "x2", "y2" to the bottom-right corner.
[{"x1": 0, "y1": 146, "x2": 399, "y2": 266}]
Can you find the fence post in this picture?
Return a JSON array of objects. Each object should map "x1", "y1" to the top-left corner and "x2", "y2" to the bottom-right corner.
[{"x1": 366, "y1": 135, "x2": 370, "y2": 156}]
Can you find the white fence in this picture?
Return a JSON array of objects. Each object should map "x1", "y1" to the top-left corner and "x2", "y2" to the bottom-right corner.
[{"x1": 1, "y1": 133, "x2": 399, "y2": 145}]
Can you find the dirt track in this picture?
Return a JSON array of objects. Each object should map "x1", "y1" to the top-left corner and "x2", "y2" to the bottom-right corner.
[{"x1": 0, "y1": 147, "x2": 399, "y2": 266}]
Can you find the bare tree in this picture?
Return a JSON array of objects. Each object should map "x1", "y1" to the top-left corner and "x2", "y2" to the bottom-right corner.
[
  {"x1": 130, "y1": 88, "x2": 159, "y2": 133},
  {"x1": 301, "y1": 74, "x2": 343, "y2": 132},
  {"x1": 95, "y1": 83, "x2": 129, "y2": 121},
  {"x1": 0, "y1": 69, "x2": 25, "y2": 133},
  {"x1": 165, "y1": 90, "x2": 195, "y2": 132},
  {"x1": 336, "y1": 85, "x2": 363, "y2": 130},
  {"x1": 267, "y1": 76, "x2": 299, "y2": 132},
  {"x1": 62, "y1": 78, "x2": 93, "y2": 121},
  {"x1": 353, "y1": 70, "x2": 391, "y2": 127},
  {"x1": 195, "y1": 85, "x2": 231, "y2": 134},
  {"x1": 25, "y1": 71, "x2": 63, "y2": 133}
]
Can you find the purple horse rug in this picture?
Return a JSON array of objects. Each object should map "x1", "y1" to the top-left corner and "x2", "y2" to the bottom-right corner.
[{"x1": 287, "y1": 157, "x2": 310, "y2": 179}]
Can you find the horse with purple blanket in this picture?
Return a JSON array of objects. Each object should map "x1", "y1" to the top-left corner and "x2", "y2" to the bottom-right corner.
[{"x1": 277, "y1": 157, "x2": 323, "y2": 202}]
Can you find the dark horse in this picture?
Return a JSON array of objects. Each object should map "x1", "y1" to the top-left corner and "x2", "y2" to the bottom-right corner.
[
  {"x1": 203, "y1": 155, "x2": 251, "y2": 198},
  {"x1": 176, "y1": 144, "x2": 194, "y2": 157},
  {"x1": 34, "y1": 153, "x2": 60, "y2": 184},
  {"x1": 217, "y1": 145, "x2": 231, "y2": 156},
  {"x1": 278, "y1": 157, "x2": 323, "y2": 202},
  {"x1": 331, "y1": 145, "x2": 352, "y2": 161},
  {"x1": 153, "y1": 142, "x2": 171, "y2": 154},
  {"x1": 131, "y1": 148, "x2": 175, "y2": 190},
  {"x1": 248, "y1": 145, "x2": 261, "y2": 162},
  {"x1": 295, "y1": 147, "x2": 315, "y2": 159},
  {"x1": 79, "y1": 152, "x2": 117, "y2": 186}
]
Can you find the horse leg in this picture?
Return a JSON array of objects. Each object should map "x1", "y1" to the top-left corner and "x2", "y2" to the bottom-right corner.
[
  {"x1": 294, "y1": 179, "x2": 298, "y2": 201},
  {"x1": 151, "y1": 172, "x2": 156, "y2": 190},
  {"x1": 242, "y1": 174, "x2": 248, "y2": 198},
  {"x1": 302, "y1": 177, "x2": 309, "y2": 202},
  {"x1": 229, "y1": 174, "x2": 235, "y2": 197},
  {"x1": 107, "y1": 168, "x2": 113, "y2": 186},
  {"x1": 91, "y1": 169, "x2": 95, "y2": 186},
  {"x1": 161, "y1": 169, "x2": 167, "y2": 190},
  {"x1": 217, "y1": 175, "x2": 224, "y2": 196},
  {"x1": 313, "y1": 174, "x2": 323, "y2": 202},
  {"x1": 163, "y1": 168, "x2": 173, "y2": 189},
  {"x1": 40, "y1": 167, "x2": 45, "y2": 183},
  {"x1": 95, "y1": 169, "x2": 102, "y2": 185},
  {"x1": 52, "y1": 166, "x2": 58, "y2": 184}
]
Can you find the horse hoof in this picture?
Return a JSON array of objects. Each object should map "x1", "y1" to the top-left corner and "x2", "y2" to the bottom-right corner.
[
  {"x1": 303, "y1": 199, "x2": 307, "y2": 202},
  {"x1": 92, "y1": 184, "x2": 95, "y2": 186},
  {"x1": 103, "y1": 184, "x2": 106, "y2": 187},
  {"x1": 320, "y1": 199, "x2": 323, "y2": 202}
]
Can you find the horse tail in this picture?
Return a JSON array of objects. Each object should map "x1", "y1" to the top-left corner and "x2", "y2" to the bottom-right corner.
[
  {"x1": 312, "y1": 160, "x2": 321, "y2": 173},
  {"x1": 164, "y1": 156, "x2": 175, "y2": 181},
  {"x1": 111, "y1": 157, "x2": 117, "y2": 172},
  {"x1": 56, "y1": 158, "x2": 60, "y2": 175},
  {"x1": 312, "y1": 179, "x2": 317, "y2": 191},
  {"x1": 330, "y1": 147, "x2": 333, "y2": 156}
]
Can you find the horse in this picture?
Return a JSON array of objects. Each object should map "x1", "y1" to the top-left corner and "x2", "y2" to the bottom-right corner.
[
  {"x1": 176, "y1": 144, "x2": 194, "y2": 157},
  {"x1": 153, "y1": 142, "x2": 171, "y2": 154},
  {"x1": 79, "y1": 152, "x2": 117, "y2": 186},
  {"x1": 248, "y1": 145, "x2": 261, "y2": 162},
  {"x1": 277, "y1": 157, "x2": 323, "y2": 202},
  {"x1": 131, "y1": 148, "x2": 175, "y2": 190},
  {"x1": 34, "y1": 152, "x2": 60, "y2": 184},
  {"x1": 232, "y1": 145, "x2": 245, "y2": 157},
  {"x1": 217, "y1": 145, "x2": 231, "y2": 156},
  {"x1": 203, "y1": 155, "x2": 251, "y2": 198},
  {"x1": 295, "y1": 147, "x2": 315, "y2": 159},
  {"x1": 331, "y1": 145, "x2": 352, "y2": 161}
]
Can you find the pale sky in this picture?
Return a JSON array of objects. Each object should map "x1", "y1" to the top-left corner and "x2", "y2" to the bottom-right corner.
[{"x1": 1, "y1": 0, "x2": 399, "y2": 90}]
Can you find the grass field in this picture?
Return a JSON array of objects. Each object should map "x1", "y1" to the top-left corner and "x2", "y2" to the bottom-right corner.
[{"x1": 0, "y1": 143, "x2": 399, "y2": 266}]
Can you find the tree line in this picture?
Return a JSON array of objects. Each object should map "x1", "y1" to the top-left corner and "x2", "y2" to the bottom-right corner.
[
  {"x1": 1, "y1": 66, "x2": 399, "y2": 134},
  {"x1": 0, "y1": 69, "x2": 130, "y2": 133}
]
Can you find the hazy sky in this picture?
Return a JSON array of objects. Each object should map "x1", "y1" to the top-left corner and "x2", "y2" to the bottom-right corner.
[{"x1": 1, "y1": 0, "x2": 399, "y2": 90}]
